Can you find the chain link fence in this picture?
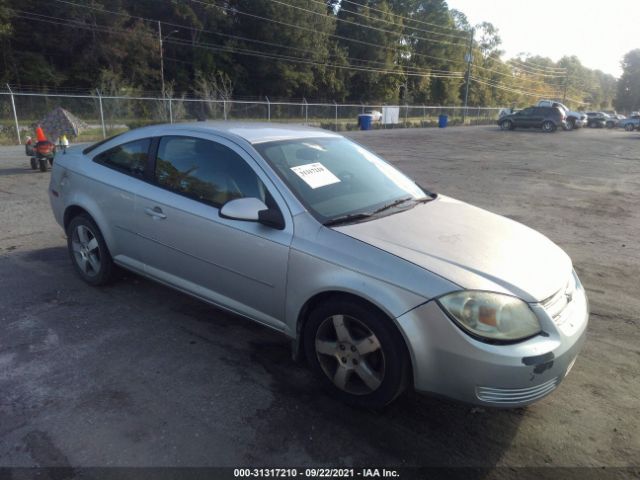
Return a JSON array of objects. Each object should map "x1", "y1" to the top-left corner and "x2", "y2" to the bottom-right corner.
[{"x1": 0, "y1": 90, "x2": 504, "y2": 145}]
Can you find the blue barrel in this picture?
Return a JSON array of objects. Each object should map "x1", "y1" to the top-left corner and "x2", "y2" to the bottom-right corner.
[
  {"x1": 438, "y1": 114, "x2": 448, "y2": 128},
  {"x1": 358, "y1": 114, "x2": 373, "y2": 130}
]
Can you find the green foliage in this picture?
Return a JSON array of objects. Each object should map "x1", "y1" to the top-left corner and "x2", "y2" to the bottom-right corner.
[
  {"x1": 0, "y1": 0, "x2": 620, "y2": 109},
  {"x1": 616, "y1": 49, "x2": 640, "y2": 112}
]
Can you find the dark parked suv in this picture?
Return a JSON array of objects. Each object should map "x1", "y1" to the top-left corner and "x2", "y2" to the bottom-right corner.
[{"x1": 498, "y1": 106, "x2": 566, "y2": 133}]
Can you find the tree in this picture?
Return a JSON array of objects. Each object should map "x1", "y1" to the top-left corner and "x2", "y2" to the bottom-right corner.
[
  {"x1": 616, "y1": 49, "x2": 640, "y2": 112},
  {"x1": 336, "y1": 0, "x2": 404, "y2": 102}
]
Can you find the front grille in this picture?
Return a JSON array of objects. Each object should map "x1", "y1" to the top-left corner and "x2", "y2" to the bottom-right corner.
[
  {"x1": 476, "y1": 377, "x2": 559, "y2": 404},
  {"x1": 542, "y1": 277, "x2": 576, "y2": 326}
]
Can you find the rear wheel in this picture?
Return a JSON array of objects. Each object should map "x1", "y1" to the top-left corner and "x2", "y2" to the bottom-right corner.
[
  {"x1": 499, "y1": 120, "x2": 513, "y2": 131},
  {"x1": 304, "y1": 299, "x2": 410, "y2": 408},
  {"x1": 66, "y1": 214, "x2": 114, "y2": 286},
  {"x1": 625, "y1": 123, "x2": 635, "y2": 132},
  {"x1": 541, "y1": 120, "x2": 556, "y2": 133},
  {"x1": 30, "y1": 157, "x2": 37, "y2": 170},
  {"x1": 38, "y1": 158, "x2": 47, "y2": 172}
]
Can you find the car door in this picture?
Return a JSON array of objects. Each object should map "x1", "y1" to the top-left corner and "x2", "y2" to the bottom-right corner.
[
  {"x1": 514, "y1": 108, "x2": 533, "y2": 128},
  {"x1": 134, "y1": 134, "x2": 293, "y2": 331},
  {"x1": 89, "y1": 137, "x2": 152, "y2": 270},
  {"x1": 530, "y1": 107, "x2": 547, "y2": 128}
]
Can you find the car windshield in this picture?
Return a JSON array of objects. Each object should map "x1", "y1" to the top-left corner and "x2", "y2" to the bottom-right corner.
[{"x1": 255, "y1": 137, "x2": 428, "y2": 224}]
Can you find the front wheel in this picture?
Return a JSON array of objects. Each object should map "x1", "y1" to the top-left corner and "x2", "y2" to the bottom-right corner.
[
  {"x1": 38, "y1": 158, "x2": 48, "y2": 172},
  {"x1": 624, "y1": 123, "x2": 635, "y2": 132},
  {"x1": 499, "y1": 120, "x2": 513, "y2": 131},
  {"x1": 30, "y1": 157, "x2": 37, "y2": 170},
  {"x1": 66, "y1": 214, "x2": 114, "y2": 286},
  {"x1": 565, "y1": 118, "x2": 575, "y2": 131},
  {"x1": 541, "y1": 120, "x2": 556, "y2": 133},
  {"x1": 304, "y1": 299, "x2": 410, "y2": 408}
]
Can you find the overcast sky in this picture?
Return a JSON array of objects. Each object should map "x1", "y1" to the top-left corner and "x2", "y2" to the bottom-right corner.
[{"x1": 445, "y1": 0, "x2": 639, "y2": 77}]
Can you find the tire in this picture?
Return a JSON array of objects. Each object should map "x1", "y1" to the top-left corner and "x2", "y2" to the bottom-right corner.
[
  {"x1": 499, "y1": 120, "x2": 513, "y2": 131},
  {"x1": 624, "y1": 123, "x2": 635, "y2": 132},
  {"x1": 565, "y1": 118, "x2": 575, "y2": 131},
  {"x1": 303, "y1": 298, "x2": 410, "y2": 408},
  {"x1": 66, "y1": 214, "x2": 114, "y2": 286},
  {"x1": 541, "y1": 120, "x2": 556, "y2": 133},
  {"x1": 30, "y1": 157, "x2": 37, "y2": 170},
  {"x1": 38, "y1": 158, "x2": 47, "y2": 172}
]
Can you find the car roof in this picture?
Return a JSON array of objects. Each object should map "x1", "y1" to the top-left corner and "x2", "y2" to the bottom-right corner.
[{"x1": 127, "y1": 121, "x2": 342, "y2": 145}]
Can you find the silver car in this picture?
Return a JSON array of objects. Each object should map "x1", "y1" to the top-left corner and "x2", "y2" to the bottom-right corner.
[{"x1": 48, "y1": 123, "x2": 588, "y2": 408}]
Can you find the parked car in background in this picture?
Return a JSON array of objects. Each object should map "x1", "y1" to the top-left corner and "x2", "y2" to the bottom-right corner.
[
  {"x1": 605, "y1": 113, "x2": 626, "y2": 129},
  {"x1": 586, "y1": 112, "x2": 608, "y2": 128},
  {"x1": 498, "y1": 106, "x2": 566, "y2": 133},
  {"x1": 536, "y1": 100, "x2": 587, "y2": 130},
  {"x1": 48, "y1": 122, "x2": 588, "y2": 408},
  {"x1": 617, "y1": 115, "x2": 640, "y2": 132}
]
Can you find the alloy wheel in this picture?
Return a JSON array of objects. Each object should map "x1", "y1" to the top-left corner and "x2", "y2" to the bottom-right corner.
[
  {"x1": 71, "y1": 224, "x2": 102, "y2": 277},
  {"x1": 315, "y1": 314, "x2": 386, "y2": 395}
]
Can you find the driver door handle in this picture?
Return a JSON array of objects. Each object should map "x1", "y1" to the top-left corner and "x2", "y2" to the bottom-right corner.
[{"x1": 144, "y1": 206, "x2": 167, "y2": 220}]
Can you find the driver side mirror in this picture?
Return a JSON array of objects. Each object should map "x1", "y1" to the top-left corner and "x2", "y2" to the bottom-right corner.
[{"x1": 219, "y1": 197, "x2": 285, "y2": 230}]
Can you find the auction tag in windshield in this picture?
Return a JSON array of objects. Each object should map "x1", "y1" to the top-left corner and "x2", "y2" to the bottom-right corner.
[{"x1": 290, "y1": 162, "x2": 340, "y2": 189}]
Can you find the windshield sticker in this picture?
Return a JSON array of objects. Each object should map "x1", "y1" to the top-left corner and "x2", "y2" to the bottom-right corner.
[{"x1": 290, "y1": 162, "x2": 340, "y2": 189}]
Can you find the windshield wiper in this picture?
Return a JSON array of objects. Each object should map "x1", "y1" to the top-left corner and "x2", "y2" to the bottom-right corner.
[
  {"x1": 371, "y1": 196, "x2": 416, "y2": 214},
  {"x1": 323, "y1": 212, "x2": 373, "y2": 227}
]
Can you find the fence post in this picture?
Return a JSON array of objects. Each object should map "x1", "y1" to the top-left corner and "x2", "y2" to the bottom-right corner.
[
  {"x1": 404, "y1": 104, "x2": 408, "y2": 126},
  {"x1": 168, "y1": 97, "x2": 173, "y2": 124},
  {"x1": 265, "y1": 96, "x2": 270, "y2": 122},
  {"x1": 303, "y1": 97, "x2": 308, "y2": 125},
  {"x1": 334, "y1": 101, "x2": 338, "y2": 131},
  {"x1": 6, "y1": 84, "x2": 21, "y2": 145},
  {"x1": 223, "y1": 100, "x2": 227, "y2": 121},
  {"x1": 96, "y1": 89, "x2": 106, "y2": 139}
]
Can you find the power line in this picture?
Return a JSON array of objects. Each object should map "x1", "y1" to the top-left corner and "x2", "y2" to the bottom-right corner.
[
  {"x1": 510, "y1": 58, "x2": 566, "y2": 74},
  {"x1": 185, "y1": 0, "x2": 468, "y2": 68},
  {"x1": 232, "y1": 0, "x2": 467, "y2": 48},
  {"x1": 303, "y1": 0, "x2": 468, "y2": 40},
  {"x1": 339, "y1": 0, "x2": 468, "y2": 35},
  {"x1": 472, "y1": 63, "x2": 567, "y2": 88},
  {"x1": 470, "y1": 75, "x2": 562, "y2": 99},
  {"x1": 18, "y1": 6, "x2": 461, "y2": 76},
  {"x1": 55, "y1": 0, "x2": 469, "y2": 72},
  {"x1": 9, "y1": 9, "x2": 464, "y2": 82}
]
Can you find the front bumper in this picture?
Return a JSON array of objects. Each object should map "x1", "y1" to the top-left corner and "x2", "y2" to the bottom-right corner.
[
  {"x1": 574, "y1": 118, "x2": 587, "y2": 128},
  {"x1": 396, "y1": 284, "x2": 589, "y2": 407}
]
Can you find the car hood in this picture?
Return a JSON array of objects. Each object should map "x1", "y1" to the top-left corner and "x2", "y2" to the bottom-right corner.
[{"x1": 333, "y1": 195, "x2": 572, "y2": 303}]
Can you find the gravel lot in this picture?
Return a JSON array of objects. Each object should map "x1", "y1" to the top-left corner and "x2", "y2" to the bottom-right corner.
[{"x1": 0, "y1": 126, "x2": 638, "y2": 476}]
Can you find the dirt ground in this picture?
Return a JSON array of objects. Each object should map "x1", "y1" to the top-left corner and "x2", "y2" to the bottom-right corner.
[{"x1": 0, "y1": 126, "x2": 638, "y2": 477}]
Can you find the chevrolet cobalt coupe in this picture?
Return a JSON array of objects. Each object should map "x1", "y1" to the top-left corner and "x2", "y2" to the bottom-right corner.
[{"x1": 49, "y1": 123, "x2": 588, "y2": 408}]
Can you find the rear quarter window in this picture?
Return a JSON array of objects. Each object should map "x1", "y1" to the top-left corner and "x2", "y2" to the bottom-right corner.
[{"x1": 93, "y1": 138, "x2": 151, "y2": 177}]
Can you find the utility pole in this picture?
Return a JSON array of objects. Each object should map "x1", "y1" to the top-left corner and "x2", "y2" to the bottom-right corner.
[
  {"x1": 6, "y1": 84, "x2": 21, "y2": 145},
  {"x1": 462, "y1": 28, "x2": 475, "y2": 123},
  {"x1": 158, "y1": 22, "x2": 179, "y2": 97},
  {"x1": 158, "y1": 21, "x2": 165, "y2": 96}
]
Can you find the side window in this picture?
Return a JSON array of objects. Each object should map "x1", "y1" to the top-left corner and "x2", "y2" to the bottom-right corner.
[
  {"x1": 94, "y1": 138, "x2": 150, "y2": 176},
  {"x1": 155, "y1": 136, "x2": 266, "y2": 207}
]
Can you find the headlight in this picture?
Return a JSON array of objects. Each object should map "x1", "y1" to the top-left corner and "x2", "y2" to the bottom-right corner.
[{"x1": 437, "y1": 291, "x2": 541, "y2": 342}]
